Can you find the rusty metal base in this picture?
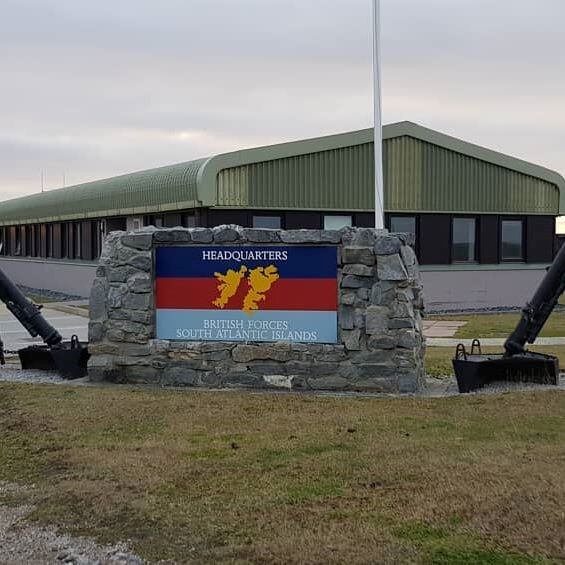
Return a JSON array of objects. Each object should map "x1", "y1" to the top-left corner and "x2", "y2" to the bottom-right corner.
[
  {"x1": 452, "y1": 341, "x2": 559, "y2": 393},
  {"x1": 18, "y1": 337, "x2": 90, "y2": 380}
]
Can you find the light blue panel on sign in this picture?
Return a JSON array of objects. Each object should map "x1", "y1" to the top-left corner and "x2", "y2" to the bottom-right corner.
[{"x1": 156, "y1": 309, "x2": 338, "y2": 344}]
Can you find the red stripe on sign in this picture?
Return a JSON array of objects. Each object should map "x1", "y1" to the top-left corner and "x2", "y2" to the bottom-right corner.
[{"x1": 156, "y1": 278, "x2": 338, "y2": 311}]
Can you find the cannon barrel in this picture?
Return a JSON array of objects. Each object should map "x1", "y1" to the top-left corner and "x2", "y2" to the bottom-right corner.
[
  {"x1": 504, "y1": 242, "x2": 565, "y2": 355},
  {"x1": 0, "y1": 267, "x2": 62, "y2": 347}
]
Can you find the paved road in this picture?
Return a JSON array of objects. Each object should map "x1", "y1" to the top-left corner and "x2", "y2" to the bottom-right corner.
[{"x1": 0, "y1": 305, "x2": 88, "y2": 350}]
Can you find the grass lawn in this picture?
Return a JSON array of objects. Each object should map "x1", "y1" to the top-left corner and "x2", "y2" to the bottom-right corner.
[
  {"x1": 1, "y1": 384, "x2": 564, "y2": 563},
  {"x1": 428, "y1": 310, "x2": 565, "y2": 339},
  {"x1": 425, "y1": 345, "x2": 565, "y2": 377}
]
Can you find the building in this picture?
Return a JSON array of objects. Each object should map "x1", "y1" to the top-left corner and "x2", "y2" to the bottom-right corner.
[{"x1": 1, "y1": 121, "x2": 564, "y2": 310}]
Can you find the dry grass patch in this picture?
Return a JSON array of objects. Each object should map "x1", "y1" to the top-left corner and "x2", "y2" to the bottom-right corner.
[
  {"x1": 429, "y1": 311, "x2": 565, "y2": 339},
  {"x1": 0, "y1": 384, "x2": 564, "y2": 563}
]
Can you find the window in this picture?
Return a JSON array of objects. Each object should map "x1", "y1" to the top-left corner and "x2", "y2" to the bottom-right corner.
[
  {"x1": 390, "y1": 216, "x2": 416, "y2": 235},
  {"x1": 73, "y1": 223, "x2": 82, "y2": 259},
  {"x1": 501, "y1": 219, "x2": 524, "y2": 261},
  {"x1": 452, "y1": 218, "x2": 476, "y2": 262},
  {"x1": 183, "y1": 214, "x2": 197, "y2": 228},
  {"x1": 253, "y1": 216, "x2": 281, "y2": 229},
  {"x1": 324, "y1": 215, "x2": 352, "y2": 230}
]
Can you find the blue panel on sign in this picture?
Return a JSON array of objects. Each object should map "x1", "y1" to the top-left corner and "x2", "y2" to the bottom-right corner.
[
  {"x1": 156, "y1": 309, "x2": 338, "y2": 343},
  {"x1": 155, "y1": 246, "x2": 338, "y2": 279}
]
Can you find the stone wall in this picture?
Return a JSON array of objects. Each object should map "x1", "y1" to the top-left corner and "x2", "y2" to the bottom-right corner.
[{"x1": 88, "y1": 226, "x2": 426, "y2": 393}]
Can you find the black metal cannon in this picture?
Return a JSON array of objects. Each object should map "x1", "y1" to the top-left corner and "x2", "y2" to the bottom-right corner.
[
  {"x1": 0, "y1": 265, "x2": 89, "y2": 379},
  {"x1": 453, "y1": 243, "x2": 565, "y2": 393}
]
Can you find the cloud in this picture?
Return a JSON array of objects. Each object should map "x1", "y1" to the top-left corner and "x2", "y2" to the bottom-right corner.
[{"x1": 0, "y1": 0, "x2": 563, "y2": 202}]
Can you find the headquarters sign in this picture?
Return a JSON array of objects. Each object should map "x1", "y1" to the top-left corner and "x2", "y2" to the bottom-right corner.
[{"x1": 155, "y1": 246, "x2": 338, "y2": 343}]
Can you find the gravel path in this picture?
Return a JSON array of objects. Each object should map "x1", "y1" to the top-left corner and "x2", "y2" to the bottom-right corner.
[{"x1": 0, "y1": 484, "x2": 143, "y2": 565}]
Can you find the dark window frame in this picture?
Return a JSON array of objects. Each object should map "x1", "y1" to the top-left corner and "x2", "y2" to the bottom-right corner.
[
  {"x1": 323, "y1": 214, "x2": 353, "y2": 230},
  {"x1": 252, "y1": 215, "x2": 283, "y2": 229},
  {"x1": 386, "y1": 213, "x2": 420, "y2": 256},
  {"x1": 451, "y1": 215, "x2": 479, "y2": 264},
  {"x1": 500, "y1": 217, "x2": 526, "y2": 263}
]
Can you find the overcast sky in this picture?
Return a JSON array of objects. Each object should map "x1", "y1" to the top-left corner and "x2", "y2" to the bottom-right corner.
[{"x1": 1, "y1": 0, "x2": 563, "y2": 202}]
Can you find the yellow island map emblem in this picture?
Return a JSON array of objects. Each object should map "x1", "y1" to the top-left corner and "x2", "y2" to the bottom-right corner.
[{"x1": 212, "y1": 265, "x2": 280, "y2": 314}]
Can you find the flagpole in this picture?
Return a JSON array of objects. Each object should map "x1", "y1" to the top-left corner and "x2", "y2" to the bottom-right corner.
[{"x1": 372, "y1": 0, "x2": 385, "y2": 229}]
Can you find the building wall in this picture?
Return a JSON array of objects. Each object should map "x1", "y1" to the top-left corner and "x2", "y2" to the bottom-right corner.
[
  {"x1": 0, "y1": 257, "x2": 97, "y2": 297},
  {"x1": 421, "y1": 267, "x2": 547, "y2": 312}
]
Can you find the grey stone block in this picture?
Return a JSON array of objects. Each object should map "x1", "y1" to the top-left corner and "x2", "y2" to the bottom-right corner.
[
  {"x1": 284, "y1": 361, "x2": 336, "y2": 377},
  {"x1": 389, "y1": 302, "x2": 414, "y2": 319},
  {"x1": 88, "y1": 322, "x2": 104, "y2": 343},
  {"x1": 339, "y1": 363, "x2": 397, "y2": 381},
  {"x1": 397, "y1": 330, "x2": 418, "y2": 349},
  {"x1": 370, "y1": 282, "x2": 396, "y2": 306},
  {"x1": 320, "y1": 230, "x2": 342, "y2": 244},
  {"x1": 128, "y1": 275, "x2": 152, "y2": 294},
  {"x1": 349, "y1": 350, "x2": 394, "y2": 364},
  {"x1": 247, "y1": 362, "x2": 288, "y2": 375},
  {"x1": 395, "y1": 232, "x2": 416, "y2": 247},
  {"x1": 280, "y1": 230, "x2": 323, "y2": 243},
  {"x1": 307, "y1": 376, "x2": 350, "y2": 391},
  {"x1": 190, "y1": 228, "x2": 214, "y2": 243},
  {"x1": 354, "y1": 309, "x2": 365, "y2": 329},
  {"x1": 341, "y1": 293, "x2": 356, "y2": 306},
  {"x1": 127, "y1": 255, "x2": 152, "y2": 272},
  {"x1": 107, "y1": 286, "x2": 125, "y2": 308},
  {"x1": 398, "y1": 371, "x2": 420, "y2": 393},
  {"x1": 316, "y1": 345, "x2": 348, "y2": 362},
  {"x1": 198, "y1": 371, "x2": 221, "y2": 387},
  {"x1": 161, "y1": 367, "x2": 199, "y2": 386},
  {"x1": 341, "y1": 227, "x2": 387, "y2": 247},
  {"x1": 222, "y1": 373, "x2": 265, "y2": 388},
  {"x1": 130, "y1": 311, "x2": 153, "y2": 325},
  {"x1": 349, "y1": 378, "x2": 398, "y2": 393},
  {"x1": 342, "y1": 264, "x2": 375, "y2": 277},
  {"x1": 342, "y1": 247, "x2": 375, "y2": 266},
  {"x1": 153, "y1": 229, "x2": 191, "y2": 243},
  {"x1": 122, "y1": 233, "x2": 154, "y2": 250},
  {"x1": 89, "y1": 279, "x2": 108, "y2": 321},
  {"x1": 339, "y1": 306, "x2": 355, "y2": 330},
  {"x1": 377, "y1": 254, "x2": 409, "y2": 281},
  {"x1": 213, "y1": 225, "x2": 241, "y2": 243},
  {"x1": 374, "y1": 235, "x2": 402, "y2": 255},
  {"x1": 388, "y1": 318, "x2": 414, "y2": 329},
  {"x1": 107, "y1": 267, "x2": 137, "y2": 284},
  {"x1": 341, "y1": 275, "x2": 373, "y2": 289},
  {"x1": 342, "y1": 329, "x2": 362, "y2": 351},
  {"x1": 123, "y1": 293, "x2": 152, "y2": 311},
  {"x1": 232, "y1": 344, "x2": 293, "y2": 363},
  {"x1": 124, "y1": 366, "x2": 160, "y2": 384},
  {"x1": 357, "y1": 288, "x2": 370, "y2": 301},
  {"x1": 242, "y1": 228, "x2": 281, "y2": 243},
  {"x1": 365, "y1": 306, "x2": 389, "y2": 335},
  {"x1": 400, "y1": 245, "x2": 417, "y2": 267},
  {"x1": 367, "y1": 335, "x2": 398, "y2": 350}
]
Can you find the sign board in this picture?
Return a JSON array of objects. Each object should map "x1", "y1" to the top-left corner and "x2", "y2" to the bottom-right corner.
[{"x1": 155, "y1": 246, "x2": 338, "y2": 343}]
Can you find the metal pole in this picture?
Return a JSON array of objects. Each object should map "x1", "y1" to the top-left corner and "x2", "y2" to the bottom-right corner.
[{"x1": 372, "y1": 0, "x2": 385, "y2": 229}]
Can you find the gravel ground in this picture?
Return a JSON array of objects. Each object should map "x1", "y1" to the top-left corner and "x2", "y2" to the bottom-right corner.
[{"x1": 0, "y1": 484, "x2": 143, "y2": 565}]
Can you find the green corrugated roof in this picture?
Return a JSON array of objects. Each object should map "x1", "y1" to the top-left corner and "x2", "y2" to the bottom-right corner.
[
  {"x1": 0, "y1": 158, "x2": 207, "y2": 225},
  {"x1": 1, "y1": 122, "x2": 564, "y2": 226}
]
